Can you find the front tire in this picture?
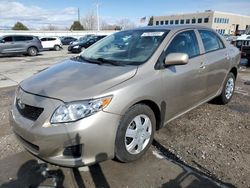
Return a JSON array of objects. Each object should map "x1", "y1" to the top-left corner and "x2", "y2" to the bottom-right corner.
[
  {"x1": 115, "y1": 104, "x2": 156, "y2": 163},
  {"x1": 216, "y1": 72, "x2": 235, "y2": 104},
  {"x1": 54, "y1": 45, "x2": 60, "y2": 51},
  {"x1": 27, "y1": 47, "x2": 38, "y2": 56}
]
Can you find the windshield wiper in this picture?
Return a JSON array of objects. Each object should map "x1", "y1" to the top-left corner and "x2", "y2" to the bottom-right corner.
[
  {"x1": 71, "y1": 56, "x2": 102, "y2": 65},
  {"x1": 96, "y1": 58, "x2": 122, "y2": 66},
  {"x1": 71, "y1": 56, "x2": 122, "y2": 66}
]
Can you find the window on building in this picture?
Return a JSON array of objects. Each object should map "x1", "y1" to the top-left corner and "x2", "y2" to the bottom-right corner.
[
  {"x1": 165, "y1": 30, "x2": 200, "y2": 58},
  {"x1": 198, "y1": 18, "x2": 202, "y2": 24},
  {"x1": 156, "y1": 21, "x2": 159, "y2": 25},
  {"x1": 180, "y1": 19, "x2": 184, "y2": 24},
  {"x1": 199, "y1": 30, "x2": 225, "y2": 53},
  {"x1": 165, "y1": 20, "x2": 169, "y2": 25},
  {"x1": 186, "y1": 19, "x2": 190, "y2": 24},
  {"x1": 192, "y1": 18, "x2": 196, "y2": 24},
  {"x1": 170, "y1": 20, "x2": 174, "y2": 25},
  {"x1": 175, "y1": 20, "x2": 179, "y2": 24},
  {"x1": 204, "y1": 18, "x2": 209, "y2": 23},
  {"x1": 214, "y1": 17, "x2": 217, "y2": 23},
  {"x1": 219, "y1": 18, "x2": 222, "y2": 23},
  {"x1": 160, "y1": 21, "x2": 164, "y2": 25}
]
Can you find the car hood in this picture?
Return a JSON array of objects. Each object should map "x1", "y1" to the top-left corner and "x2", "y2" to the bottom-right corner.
[{"x1": 20, "y1": 59, "x2": 137, "y2": 102}]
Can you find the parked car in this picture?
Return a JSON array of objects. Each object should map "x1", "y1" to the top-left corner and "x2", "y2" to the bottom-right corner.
[
  {"x1": 235, "y1": 27, "x2": 250, "y2": 65},
  {"x1": 60, "y1": 36, "x2": 77, "y2": 45},
  {"x1": 69, "y1": 35, "x2": 94, "y2": 46},
  {"x1": 40, "y1": 37, "x2": 62, "y2": 51},
  {"x1": 68, "y1": 35, "x2": 106, "y2": 53},
  {"x1": 0, "y1": 35, "x2": 43, "y2": 56},
  {"x1": 10, "y1": 25, "x2": 240, "y2": 167}
]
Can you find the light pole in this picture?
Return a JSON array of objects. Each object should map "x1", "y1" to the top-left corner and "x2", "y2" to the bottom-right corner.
[{"x1": 96, "y1": 2, "x2": 100, "y2": 31}]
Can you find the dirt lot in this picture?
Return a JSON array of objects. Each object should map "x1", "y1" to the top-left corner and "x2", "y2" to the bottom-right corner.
[{"x1": 0, "y1": 49, "x2": 249, "y2": 187}]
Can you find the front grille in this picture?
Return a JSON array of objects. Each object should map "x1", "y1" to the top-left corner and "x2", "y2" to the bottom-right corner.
[
  {"x1": 16, "y1": 99, "x2": 44, "y2": 121},
  {"x1": 237, "y1": 40, "x2": 250, "y2": 47}
]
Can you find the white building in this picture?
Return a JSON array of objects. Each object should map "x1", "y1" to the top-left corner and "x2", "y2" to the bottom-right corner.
[{"x1": 153, "y1": 10, "x2": 250, "y2": 35}]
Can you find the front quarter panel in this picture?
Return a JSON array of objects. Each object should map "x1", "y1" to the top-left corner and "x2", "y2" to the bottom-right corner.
[{"x1": 102, "y1": 66, "x2": 163, "y2": 116}]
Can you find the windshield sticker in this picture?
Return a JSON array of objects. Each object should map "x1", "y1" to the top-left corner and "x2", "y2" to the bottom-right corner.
[{"x1": 141, "y1": 32, "x2": 164, "y2": 37}]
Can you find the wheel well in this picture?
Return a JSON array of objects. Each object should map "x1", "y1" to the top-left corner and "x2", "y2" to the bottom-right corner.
[
  {"x1": 135, "y1": 100, "x2": 162, "y2": 130},
  {"x1": 230, "y1": 67, "x2": 237, "y2": 79},
  {"x1": 28, "y1": 46, "x2": 38, "y2": 51}
]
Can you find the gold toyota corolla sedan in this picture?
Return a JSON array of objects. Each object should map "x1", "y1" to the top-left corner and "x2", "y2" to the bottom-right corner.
[{"x1": 9, "y1": 25, "x2": 240, "y2": 167}]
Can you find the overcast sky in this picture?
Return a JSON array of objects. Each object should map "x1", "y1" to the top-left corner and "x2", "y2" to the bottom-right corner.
[{"x1": 1, "y1": 0, "x2": 250, "y2": 29}]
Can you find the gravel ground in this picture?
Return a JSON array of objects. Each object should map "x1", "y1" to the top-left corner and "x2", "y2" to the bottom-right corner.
[{"x1": 0, "y1": 65, "x2": 249, "y2": 187}]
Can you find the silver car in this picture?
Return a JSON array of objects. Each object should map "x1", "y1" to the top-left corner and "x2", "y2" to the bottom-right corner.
[
  {"x1": 0, "y1": 35, "x2": 43, "y2": 56},
  {"x1": 10, "y1": 25, "x2": 240, "y2": 167}
]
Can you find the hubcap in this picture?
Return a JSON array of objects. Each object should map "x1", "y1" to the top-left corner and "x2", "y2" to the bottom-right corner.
[
  {"x1": 125, "y1": 114, "x2": 152, "y2": 155},
  {"x1": 225, "y1": 77, "x2": 234, "y2": 99},
  {"x1": 30, "y1": 48, "x2": 35, "y2": 55}
]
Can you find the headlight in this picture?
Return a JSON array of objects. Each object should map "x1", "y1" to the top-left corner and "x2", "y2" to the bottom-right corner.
[
  {"x1": 50, "y1": 96, "x2": 112, "y2": 124},
  {"x1": 73, "y1": 45, "x2": 79, "y2": 49}
]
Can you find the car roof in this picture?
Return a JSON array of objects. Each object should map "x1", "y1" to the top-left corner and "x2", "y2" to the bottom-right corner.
[
  {"x1": 1, "y1": 35, "x2": 34, "y2": 37},
  {"x1": 132, "y1": 25, "x2": 214, "y2": 32}
]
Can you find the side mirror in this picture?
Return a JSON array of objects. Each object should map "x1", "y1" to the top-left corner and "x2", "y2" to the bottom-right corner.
[
  {"x1": 164, "y1": 53, "x2": 189, "y2": 66},
  {"x1": 0, "y1": 39, "x2": 5, "y2": 43}
]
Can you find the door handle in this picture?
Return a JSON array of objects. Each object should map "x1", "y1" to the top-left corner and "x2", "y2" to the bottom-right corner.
[{"x1": 200, "y1": 62, "x2": 206, "y2": 69}]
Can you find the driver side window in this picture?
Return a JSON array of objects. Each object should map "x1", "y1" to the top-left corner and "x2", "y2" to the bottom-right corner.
[{"x1": 165, "y1": 30, "x2": 200, "y2": 58}]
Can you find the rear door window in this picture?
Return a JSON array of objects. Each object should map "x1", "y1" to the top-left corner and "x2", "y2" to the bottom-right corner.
[
  {"x1": 198, "y1": 30, "x2": 225, "y2": 53},
  {"x1": 48, "y1": 38, "x2": 56, "y2": 41},
  {"x1": 165, "y1": 30, "x2": 200, "y2": 58},
  {"x1": 26, "y1": 36, "x2": 34, "y2": 41},
  {"x1": 14, "y1": 36, "x2": 27, "y2": 42}
]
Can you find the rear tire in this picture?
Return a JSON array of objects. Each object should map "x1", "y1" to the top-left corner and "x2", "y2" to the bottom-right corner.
[
  {"x1": 215, "y1": 72, "x2": 235, "y2": 104},
  {"x1": 115, "y1": 104, "x2": 156, "y2": 163},
  {"x1": 27, "y1": 47, "x2": 38, "y2": 56}
]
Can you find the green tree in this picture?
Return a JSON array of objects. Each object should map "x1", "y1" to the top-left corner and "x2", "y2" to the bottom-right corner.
[
  {"x1": 70, "y1": 21, "x2": 84, "y2": 30},
  {"x1": 12, "y1": 22, "x2": 29, "y2": 30},
  {"x1": 148, "y1": 16, "x2": 154, "y2": 26}
]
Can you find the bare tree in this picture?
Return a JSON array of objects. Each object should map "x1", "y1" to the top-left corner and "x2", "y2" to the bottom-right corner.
[
  {"x1": 41, "y1": 24, "x2": 59, "y2": 31},
  {"x1": 117, "y1": 19, "x2": 136, "y2": 30},
  {"x1": 81, "y1": 10, "x2": 97, "y2": 30}
]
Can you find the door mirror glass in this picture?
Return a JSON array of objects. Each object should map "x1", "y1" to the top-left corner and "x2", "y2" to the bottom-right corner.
[{"x1": 164, "y1": 53, "x2": 189, "y2": 66}]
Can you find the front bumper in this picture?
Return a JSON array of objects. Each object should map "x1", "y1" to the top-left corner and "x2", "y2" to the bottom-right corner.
[{"x1": 9, "y1": 89, "x2": 121, "y2": 167}]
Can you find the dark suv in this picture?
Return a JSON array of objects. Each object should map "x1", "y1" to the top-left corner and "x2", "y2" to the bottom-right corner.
[{"x1": 0, "y1": 35, "x2": 43, "y2": 56}]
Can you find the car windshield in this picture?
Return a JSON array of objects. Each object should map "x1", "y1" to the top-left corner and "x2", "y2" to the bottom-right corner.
[
  {"x1": 78, "y1": 37, "x2": 88, "y2": 42},
  {"x1": 80, "y1": 29, "x2": 169, "y2": 66}
]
